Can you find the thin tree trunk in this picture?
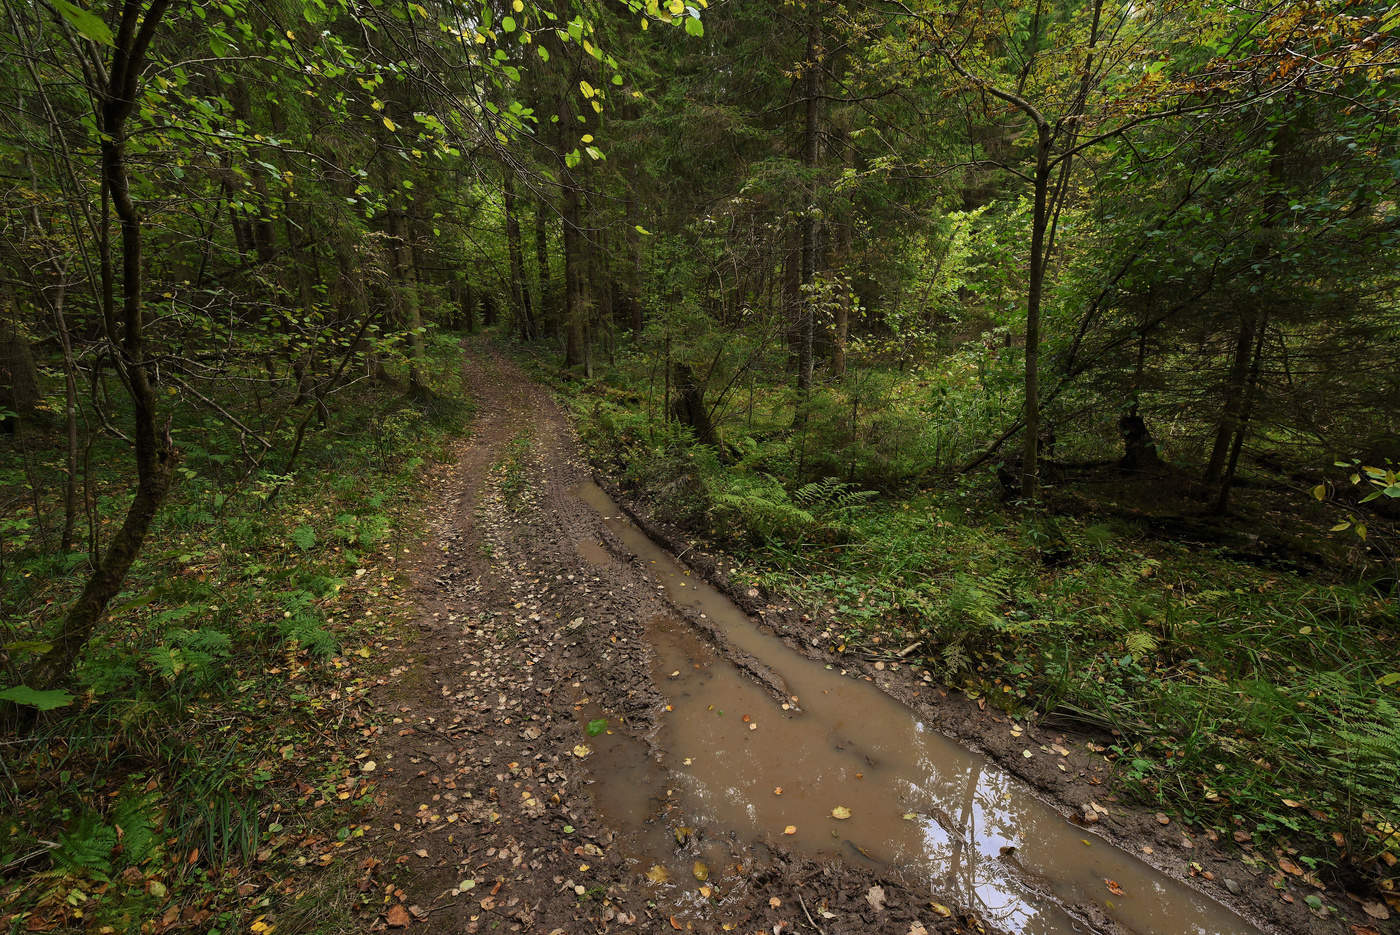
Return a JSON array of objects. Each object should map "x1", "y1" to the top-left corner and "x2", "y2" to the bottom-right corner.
[
  {"x1": 48, "y1": 279, "x2": 80, "y2": 552},
  {"x1": 563, "y1": 179, "x2": 585, "y2": 368},
  {"x1": 386, "y1": 206, "x2": 427, "y2": 395},
  {"x1": 1203, "y1": 310, "x2": 1259, "y2": 487},
  {"x1": 1212, "y1": 315, "x2": 1268, "y2": 513},
  {"x1": 794, "y1": 6, "x2": 822, "y2": 425},
  {"x1": 461, "y1": 281, "x2": 477, "y2": 333},
  {"x1": 1020, "y1": 127, "x2": 1052, "y2": 500},
  {"x1": 34, "y1": 0, "x2": 177, "y2": 688},
  {"x1": 534, "y1": 201, "x2": 551, "y2": 334},
  {"x1": 503, "y1": 172, "x2": 536, "y2": 340}
]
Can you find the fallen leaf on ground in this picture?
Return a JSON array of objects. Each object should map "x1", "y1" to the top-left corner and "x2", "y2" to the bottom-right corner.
[
  {"x1": 909, "y1": 924, "x2": 929, "y2": 935},
  {"x1": 693, "y1": 861, "x2": 709, "y2": 881},
  {"x1": 572, "y1": 744, "x2": 591, "y2": 758},
  {"x1": 646, "y1": 865, "x2": 670, "y2": 883},
  {"x1": 769, "y1": 897, "x2": 782, "y2": 909},
  {"x1": 386, "y1": 904, "x2": 412, "y2": 928},
  {"x1": 1362, "y1": 901, "x2": 1390, "y2": 920},
  {"x1": 831, "y1": 805, "x2": 852, "y2": 820},
  {"x1": 783, "y1": 825, "x2": 797, "y2": 835},
  {"x1": 866, "y1": 885, "x2": 886, "y2": 912},
  {"x1": 1105, "y1": 879, "x2": 1125, "y2": 897},
  {"x1": 929, "y1": 901, "x2": 952, "y2": 917}
]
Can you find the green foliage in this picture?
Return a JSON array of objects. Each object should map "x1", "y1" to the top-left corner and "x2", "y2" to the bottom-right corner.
[
  {"x1": 0, "y1": 338, "x2": 470, "y2": 929},
  {"x1": 564, "y1": 354, "x2": 1400, "y2": 879},
  {"x1": 0, "y1": 685, "x2": 74, "y2": 711}
]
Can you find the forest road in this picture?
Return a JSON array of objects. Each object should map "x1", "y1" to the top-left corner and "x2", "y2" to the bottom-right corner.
[
  {"x1": 353, "y1": 339, "x2": 976, "y2": 935},
  {"x1": 349, "y1": 338, "x2": 1310, "y2": 935}
]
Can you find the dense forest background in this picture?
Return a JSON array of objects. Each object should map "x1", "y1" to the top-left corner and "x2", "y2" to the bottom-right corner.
[{"x1": 2, "y1": 0, "x2": 1398, "y2": 929}]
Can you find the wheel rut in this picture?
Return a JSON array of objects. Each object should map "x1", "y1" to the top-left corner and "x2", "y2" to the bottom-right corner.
[{"x1": 356, "y1": 339, "x2": 1272, "y2": 935}]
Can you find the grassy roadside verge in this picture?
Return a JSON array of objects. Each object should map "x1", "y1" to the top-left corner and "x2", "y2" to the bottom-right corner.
[
  {"x1": 1, "y1": 336, "x2": 471, "y2": 935},
  {"x1": 521, "y1": 343, "x2": 1400, "y2": 919}
]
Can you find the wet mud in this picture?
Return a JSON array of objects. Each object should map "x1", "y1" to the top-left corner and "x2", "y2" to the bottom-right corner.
[{"x1": 574, "y1": 482, "x2": 1259, "y2": 935}]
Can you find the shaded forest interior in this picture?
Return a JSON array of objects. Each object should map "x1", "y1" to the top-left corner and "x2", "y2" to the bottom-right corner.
[{"x1": 1, "y1": 0, "x2": 1398, "y2": 930}]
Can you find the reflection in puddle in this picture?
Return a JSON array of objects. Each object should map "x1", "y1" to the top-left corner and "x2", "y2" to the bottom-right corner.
[{"x1": 573, "y1": 483, "x2": 1258, "y2": 935}]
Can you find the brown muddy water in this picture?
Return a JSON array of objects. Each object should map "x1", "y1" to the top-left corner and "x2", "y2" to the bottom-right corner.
[{"x1": 573, "y1": 482, "x2": 1260, "y2": 935}]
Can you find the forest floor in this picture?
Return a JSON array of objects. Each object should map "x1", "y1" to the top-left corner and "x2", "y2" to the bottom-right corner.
[{"x1": 346, "y1": 338, "x2": 1370, "y2": 935}]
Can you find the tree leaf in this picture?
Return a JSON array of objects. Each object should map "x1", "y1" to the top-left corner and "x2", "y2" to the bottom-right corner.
[
  {"x1": 0, "y1": 685, "x2": 75, "y2": 711},
  {"x1": 53, "y1": 0, "x2": 114, "y2": 45}
]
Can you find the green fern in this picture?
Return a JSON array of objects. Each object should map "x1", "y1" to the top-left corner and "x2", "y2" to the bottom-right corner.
[
  {"x1": 1124, "y1": 630, "x2": 1159, "y2": 661},
  {"x1": 54, "y1": 813, "x2": 117, "y2": 878},
  {"x1": 112, "y1": 790, "x2": 160, "y2": 867}
]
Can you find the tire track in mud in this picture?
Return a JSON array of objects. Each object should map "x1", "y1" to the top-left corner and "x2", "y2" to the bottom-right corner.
[
  {"x1": 356, "y1": 341, "x2": 975, "y2": 935},
  {"x1": 352, "y1": 339, "x2": 1311, "y2": 935}
]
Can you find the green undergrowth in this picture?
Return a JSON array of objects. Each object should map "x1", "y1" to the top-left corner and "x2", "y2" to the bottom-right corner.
[
  {"x1": 0, "y1": 335, "x2": 471, "y2": 934},
  {"x1": 538, "y1": 346, "x2": 1400, "y2": 905}
]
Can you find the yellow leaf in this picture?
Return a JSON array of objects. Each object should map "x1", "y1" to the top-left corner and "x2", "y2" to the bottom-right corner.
[
  {"x1": 783, "y1": 825, "x2": 797, "y2": 835},
  {"x1": 572, "y1": 744, "x2": 591, "y2": 757},
  {"x1": 831, "y1": 805, "x2": 852, "y2": 820},
  {"x1": 382, "y1": 117, "x2": 397, "y2": 131},
  {"x1": 646, "y1": 864, "x2": 670, "y2": 883}
]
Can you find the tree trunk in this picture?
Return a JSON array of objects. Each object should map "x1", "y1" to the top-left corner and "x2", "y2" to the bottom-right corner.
[
  {"x1": 1020, "y1": 125, "x2": 1052, "y2": 500},
  {"x1": 1203, "y1": 310, "x2": 1259, "y2": 488},
  {"x1": 670, "y1": 363, "x2": 721, "y2": 449},
  {"x1": 794, "y1": 6, "x2": 822, "y2": 425},
  {"x1": 1212, "y1": 315, "x2": 1268, "y2": 513},
  {"x1": 624, "y1": 196, "x2": 644, "y2": 333},
  {"x1": 461, "y1": 281, "x2": 477, "y2": 333},
  {"x1": 385, "y1": 206, "x2": 427, "y2": 395},
  {"x1": 562, "y1": 178, "x2": 586, "y2": 369},
  {"x1": 502, "y1": 172, "x2": 536, "y2": 340},
  {"x1": 0, "y1": 304, "x2": 40, "y2": 433},
  {"x1": 49, "y1": 279, "x2": 80, "y2": 551},
  {"x1": 534, "y1": 201, "x2": 551, "y2": 334},
  {"x1": 33, "y1": 0, "x2": 178, "y2": 688}
]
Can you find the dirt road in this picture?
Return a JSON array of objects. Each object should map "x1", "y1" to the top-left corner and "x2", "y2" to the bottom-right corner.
[
  {"x1": 354, "y1": 343, "x2": 977, "y2": 934},
  {"x1": 351, "y1": 341, "x2": 1321, "y2": 935}
]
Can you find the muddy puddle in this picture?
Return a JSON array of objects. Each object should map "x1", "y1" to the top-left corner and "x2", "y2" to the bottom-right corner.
[{"x1": 573, "y1": 482, "x2": 1259, "y2": 935}]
